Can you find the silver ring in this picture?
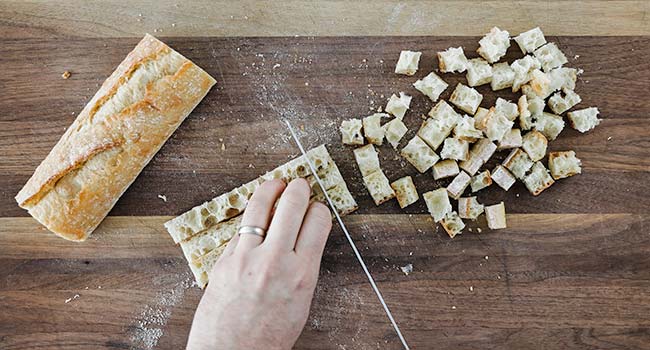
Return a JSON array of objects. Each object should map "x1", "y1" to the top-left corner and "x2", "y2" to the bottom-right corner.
[{"x1": 238, "y1": 226, "x2": 267, "y2": 238}]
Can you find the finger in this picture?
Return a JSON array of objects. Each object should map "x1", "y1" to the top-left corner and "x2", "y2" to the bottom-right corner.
[
  {"x1": 264, "y1": 178, "x2": 311, "y2": 251},
  {"x1": 294, "y1": 202, "x2": 332, "y2": 262},
  {"x1": 221, "y1": 231, "x2": 240, "y2": 257},
  {"x1": 236, "y1": 179, "x2": 286, "y2": 253}
]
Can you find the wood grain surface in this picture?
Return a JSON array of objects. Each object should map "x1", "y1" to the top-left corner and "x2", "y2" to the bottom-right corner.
[{"x1": 1, "y1": 34, "x2": 650, "y2": 349}]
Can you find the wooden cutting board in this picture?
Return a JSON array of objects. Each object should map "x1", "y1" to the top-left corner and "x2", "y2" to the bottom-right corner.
[{"x1": 1, "y1": 4, "x2": 650, "y2": 350}]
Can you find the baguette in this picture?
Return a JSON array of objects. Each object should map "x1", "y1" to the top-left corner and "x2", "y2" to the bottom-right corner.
[{"x1": 15, "y1": 34, "x2": 216, "y2": 241}]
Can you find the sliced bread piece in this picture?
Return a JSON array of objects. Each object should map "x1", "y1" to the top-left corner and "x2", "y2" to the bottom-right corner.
[
  {"x1": 447, "y1": 171, "x2": 472, "y2": 199},
  {"x1": 401, "y1": 136, "x2": 439, "y2": 173},
  {"x1": 466, "y1": 58, "x2": 493, "y2": 87},
  {"x1": 423, "y1": 188, "x2": 452, "y2": 222},
  {"x1": 440, "y1": 138, "x2": 470, "y2": 161},
  {"x1": 514, "y1": 27, "x2": 546, "y2": 54},
  {"x1": 477, "y1": 26, "x2": 511, "y2": 63},
  {"x1": 470, "y1": 170, "x2": 492, "y2": 192},
  {"x1": 502, "y1": 148, "x2": 534, "y2": 180},
  {"x1": 523, "y1": 162, "x2": 555, "y2": 195},
  {"x1": 485, "y1": 202, "x2": 507, "y2": 229},
  {"x1": 413, "y1": 72, "x2": 448, "y2": 102},
  {"x1": 433, "y1": 159, "x2": 460, "y2": 180},
  {"x1": 522, "y1": 130, "x2": 548, "y2": 162},
  {"x1": 491, "y1": 62, "x2": 515, "y2": 91},
  {"x1": 548, "y1": 151, "x2": 582, "y2": 180},
  {"x1": 458, "y1": 196, "x2": 484, "y2": 220},
  {"x1": 567, "y1": 107, "x2": 601, "y2": 133},
  {"x1": 363, "y1": 113, "x2": 387, "y2": 145},
  {"x1": 395, "y1": 50, "x2": 422, "y2": 76},
  {"x1": 363, "y1": 170, "x2": 396, "y2": 205},
  {"x1": 385, "y1": 92, "x2": 412, "y2": 119},
  {"x1": 383, "y1": 117, "x2": 408, "y2": 148},
  {"x1": 340, "y1": 118, "x2": 364, "y2": 145},
  {"x1": 491, "y1": 165, "x2": 516, "y2": 191},
  {"x1": 353, "y1": 144, "x2": 381, "y2": 177},
  {"x1": 390, "y1": 176, "x2": 419, "y2": 208},
  {"x1": 441, "y1": 211, "x2": 465, "y2": 238},
  {"x1": 437, "y1": 47, "x2": 468, "y2": 73},
  {"x1": 449, "y1": 83, "x2": 483, "y2": 115}
]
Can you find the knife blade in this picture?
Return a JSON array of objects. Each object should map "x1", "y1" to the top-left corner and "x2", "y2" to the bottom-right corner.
[{"x1": 284, "y1": 119, "x2": 410, "y2": 350}]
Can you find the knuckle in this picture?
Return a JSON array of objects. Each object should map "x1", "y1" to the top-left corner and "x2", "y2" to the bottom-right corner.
[
  {"x1": 309, "y1": 203, "x2": 333, "y2": 228},
  {"x1": 280, "y1": 191, "x2": 308, "y2": 209}
]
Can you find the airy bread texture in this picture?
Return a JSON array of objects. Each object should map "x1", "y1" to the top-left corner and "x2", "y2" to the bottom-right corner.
[
  {"x1": 423, "y1": 188, "x2": 452, "y2": 222},
  {"x1": 459, "y1": 138, "x2": 497, "y2": 175},
  {"x1": 485, "y1": 109, "x2": 514, "y2": 142},
  {"x1": 450, "y1": 83, "x2": 483, "y2": 115},
  {"x1": 401, "y1": 136, "x2": 439, "y2": 173},
  {"x1": 491, "y1": 62, "x2": 515, "y2": 91},
  {"x1": 353, "y1": 144, "x2": 381, "y2": 177},
  {"x1": 413, "y1": 72, "x2": 448, "y2": 102},
  {"x1": 567, "y1": 107, "x2": 601, "y2": 133},
  {"x1": 391, "y1": 176, "x2": 419, "y2": 208},
  {"x1": 503, "y1": 148, "x2": 534, "y2": 180},
  {"x1": 340, "y1": 118, "x2": 364, "y2": 145},
  {"x1": 433, "y1": 159, "x2": 460, "y2": 180},
  {"x1": 363, "y1": 170, "x2": 396, "y2": 205},
  {"x1": 15, "y1": 34, "x2": 217, "y2": 241},
  {"x1": 522, "y1": 130, "x2": 548, "y2": 162},
  {"x1": 453, "y1": 115, "x2": 483, "y2": 142},
  {"x1": 383, "y1": 117, "x2": 408, "y2": 148},
  {"x1": 437, "y1": 47, "x2": 468, "y2": 73},
  {"x1": 548, "y1": 88, "x2": 581, "y2": 114},
  {"x1": 395, "y1": 50, "x2": 422, "y2": 76},
  {"x1": 491, "y1": 165, "x2": 516, "y2": 191},
  {"x1": 447, "y1": 171, "x2": 471, "y2": 199},
  {"x1": 458, "y1": 196, "x2": 484, "y2": 220},
  {"x1": 363, "y1": 113, "x2": 387, "y2": 145},
  {"x1": 514, "y1": 27, "x2": 546, "y2": 54},
  {"x1": 495, "y1": 98, "x2": 519, "y2": 121},
  {"x1": 477, "y1": 27, "x2": 511, "y2": 63},
  {"x1": 441, "y1": 211, "x2": 465, "y2": 238},
  {"x1": 470, "y1": 170, "x2": 492, "y2": 192},
  {"x1": 497, "y1": 128, "x2": 523, "y2": 150},
  {"x1": 466, "y1": 58, "x2": 493, "y2": 87},
  {"x1": 485, "y1": 202, "x2": 507, "y2": 229},
  {"x1": 441, "y1": 138, "x2": 469, "y2": 161},
  {"x1": 511, "y1": 55, "x2": 542, "y2": 92},
  {"x1": 533, "y1": 43, "x2": 568, "y2": 72},
  {"x1": 549, "y1": 151, "x2": 582, "y2": 180},
  {"x1": 523, "y1": 162, "x2": 555, "y2": 195},
  {"x1": 535, "y1": 112, "x2": 565, "y2": 140},
  {"x1": 385, "y1": 92, "x2": 412, "y2": 119}
]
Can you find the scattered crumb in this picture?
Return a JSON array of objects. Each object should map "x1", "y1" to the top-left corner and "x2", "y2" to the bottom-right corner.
[
  {"x1": 248, "y1": 164, "x2": 255, "y2": 168},
  {"x1": 484, "y1": 256, "x2": 489, "y2": 260},
  {"x1": 409, "y1": 251, "x2": 413, "y2": 256},
  {"x1": 273, "y1": 63, "x2": 281, "y2": 69},
  {"x1": 157, "y1": 194, "x2": 167, "y2": 202},
  {"x1": 171, "y1": 23, "x2": 176, "y2": 27},
  {"x1": 469, "y1": 286, "x2": 474, "y2": 292},
  {"x1": 577, "y1": 68, "x2": 584, "y2": 75},
  {"x1": 451, "y1": 306, "x2": 457, "y2": 310},
  {"x1": 573, "y1": 54, "x2": 580, "y2": 60},
  {"x1": 400, "y1": 263, "x2": 413, "y2": 275},
  {"x1": 61, "y1": 71, "x2": 71, "y2": 79},
  {"x1": 607, "y1": 136, "x2": 612, "y2": 141},
  {"x1": 477, "y1": 228, "x2": 483, "y2": 233},
  {"x1": 305, "y1": 82, "x2": 309, "y2": 86},
  {"x1": 65, "y1": 294, "x2": 80, "y2": 303},
  {"x1": 221, "y1": 143, "x2": 226, "y2": 151}
]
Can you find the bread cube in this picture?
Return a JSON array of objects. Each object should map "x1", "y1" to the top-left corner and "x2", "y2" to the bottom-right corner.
[
  {"x1": 390, "y1": 176, "x2": 419, "y2": 208},
  {"x1": 474, "y1": 107, "x2": 491, "y2": 131},
  {"x1": 418, "y1": 118, "x2": 451, "y2": 151},
  {"x1": 491, "y1": 62, "x2": 515, "y2": 91},
  {"x1": 395, "y1": 50, "x2": 422, "y2": 76},
  {"x1": 450, "y1": 83, "x2": 483, "y2": 115},
  {"x1": 466, "y1": 58, "x2": 493, "y2": 87},
  {"x1": 523, "y1": 162, "x2": 555, "y2": 196},
  {"x1": 470, "y1": 170, "x2": 492, "y2": 192},
  {"x1": 453, "y1": 115, "x2": 483, "y2": 142},
  {"x1": 477, "y1": 26, "x2": 511, "y2": 63},
  {"x1": 437, "y1": 47, "x2": 468, "y2": 73},
  {"x1": 413, "y1": 72, "x2": 448, "y2": 102},
  {"x1": 363, "y1": 170, "x2": 396, "y2": 205},
  {"x1": 514, "y1": 27, "x2": 547, "y2": 54},
  {"x1": 353, "y1": 144, "x2": 381, "y2": 177},
  {"x1": 491, "y1": 165, "x2": 516, "y2": 191},
  {"x1": 548, "y1": 151, "x2": 582, "y2": 180},
  {"x1": 459, "y1": 138, "x2": 497, "y2": 175},
  {"x1": 485, "y1": 109, "x2": 514, "y2": 142},
  {"x1": 522, "y1": 130, "x2": 548, "y2": 162},
  {"x1": 323, "y1": 182, "x2": 359, "y2": 216},
  {"x1": 441, "y1": 138, "x2": 470, "y2": 161},
  {"x1": 423, "y1": 188, "x2": 452, "y2": 222},
  {"x1": 383, "y1": 117, "x2": 408, "y2": 148},
  {"x1": 447, "y1": 171, "x2": 471, "y2": 199},
  {"x1": 527, "y1": 69, "x2": 552, "y2": 98},
  {"x1": 363, "y1": 113, "x2": 387, "y2": 145},
  {"x1": 385, "y1": 92, "x2": 412, "y2": 119},
  {"x1": 458, "y1": 196, "x2": 484, "y2": 220},
  {"x1": 433, "y1": 159, "x2": 460, "y2": 180},
  {"x1": 511, "y1": 55, "x2": 542, "y2": 92},
  {"x1": 497, "y1": 128, "x2": 523, "y2": 150},
  {"x1": 535, "y1": 112, "x2": 565, "y2": 140},
  {"x1": 495, "y1": 98, "x2": 519, "y2": 121},
  {"x1": 533, "y1": 43, "x2": 568, "y2": 72},
  {"x1": 401, "y1": 136, "x2": 439, "y2": 173},
  {"x1": 485, "y1": 202, "x2": 507, "y2": 229},
  {"x1": 517, "y1": 95, "x2": 534, "y2": 131},
  {"x1": 428, "y1": 100, "x2": 462, "y2": 128},
  {"x1": 567, "y1": 107, "x2": 601, "y2": 133},
  {"x1": 502, "y1": 148, "x2": 533, "y2": 179},
  {"x1": 548, "y1": 67, "x2": 577, "y2": 91},
  {"x1": 548, "y1": 88, "x2": 581, "y2": 114},
  {"x1": 441, "y1": 211, "x2": 465, "y2": 238},
  {"x1": 340, "y1": 118, "x2": 364, "y2": 145}
]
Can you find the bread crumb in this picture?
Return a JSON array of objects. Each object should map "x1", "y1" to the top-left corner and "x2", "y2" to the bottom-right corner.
[
  {"x1": 477, "y1": 228, "x2": 483, "y2": 233},
  {"x1": 400, "y1": 263, "x2": 413, "y2": 275},
  {"x1": 469, "y1": 286, "x2": 474, "y2": 292},
  {"x1": 607, "y1": 136, "x2": 612, "y2": 141},
  {"x1": 273, "y1": 63, "x2": 281, "y2": 69},
  {"x1": 61, "y1": 71, "x2": 71, "y2": 79},
  {"x1": 65, "y1": 294, "x2": 80, "y2": 303},
  {"x1": 485, "y1": 255, "x2": 489, "y2": 260},
  {"x1": 221, "y1": 143, "x2": 226, "y2": 151},
  {"x1": 451, "y1": 306, "x2": 457, "y2": 310},
  {"x1": 573, "y1": 54, "x2": 580, "y2": 60},
  {"x1": 157, "y1": 194, "x2": 167, "y2": 202}
]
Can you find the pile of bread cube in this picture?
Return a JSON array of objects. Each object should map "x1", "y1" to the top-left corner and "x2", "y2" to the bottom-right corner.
[{"x1": 339, "y1": 27, "x2": 601, "y2": 238}]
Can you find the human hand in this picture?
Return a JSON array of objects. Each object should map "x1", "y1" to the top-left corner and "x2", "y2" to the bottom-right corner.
[{"x1": 186, "y1": 178, "x2": 333, "y2": 350}]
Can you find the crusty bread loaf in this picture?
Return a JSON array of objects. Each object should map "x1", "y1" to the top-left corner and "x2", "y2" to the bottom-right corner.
[{"x1": 15, "y1": 34, "x2": 216, "y2": 241}]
